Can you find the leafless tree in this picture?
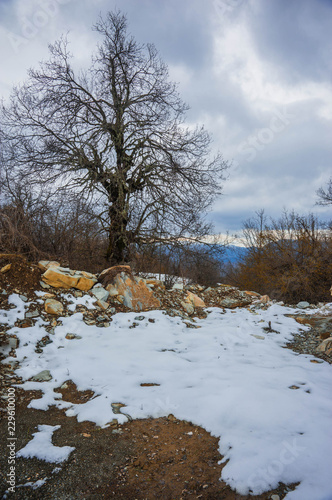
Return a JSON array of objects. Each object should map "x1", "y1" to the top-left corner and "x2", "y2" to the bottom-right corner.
[
  {"x1": 317, "y1": 178, "x2": 332, "y2": 206},
  {"x1": 1, "y1": 11, "x2": 227, "y2": 265}
]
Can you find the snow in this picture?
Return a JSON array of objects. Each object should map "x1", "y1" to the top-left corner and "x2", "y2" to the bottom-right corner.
[
  {"x1": 16, "y1": 425, "x2": 74, "y2": 463},
  {"x1": 2, "y1": 293, "x2": 332, "y2": 499}
]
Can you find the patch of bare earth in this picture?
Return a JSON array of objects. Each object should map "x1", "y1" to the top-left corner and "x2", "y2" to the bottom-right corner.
[{"x1": 0, "y1": 387, "x2": 297, "y2": 499}]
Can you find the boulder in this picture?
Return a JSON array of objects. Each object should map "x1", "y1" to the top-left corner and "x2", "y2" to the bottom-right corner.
[
  {"x1": 98, "y1": 266, "x2": 160, "y2": 312},
  {"x1": 42, "y1": 266, "x2": 97, "y2": 291},
  {"x1": 45, "y1": 298, "x2": 64, "y2": 315}
]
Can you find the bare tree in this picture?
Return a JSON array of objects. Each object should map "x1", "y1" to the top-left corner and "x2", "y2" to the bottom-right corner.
[
  {"x1": 1, "y1": 11, "x2": 227, "y2": 265},
  {"x1": 317, "y1": 178, "x2": 332, "y2": 206}
]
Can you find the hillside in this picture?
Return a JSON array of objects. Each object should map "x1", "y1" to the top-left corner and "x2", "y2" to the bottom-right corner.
[{"x1": 1, "y1": 255, "x2": 332, "y2": 499}]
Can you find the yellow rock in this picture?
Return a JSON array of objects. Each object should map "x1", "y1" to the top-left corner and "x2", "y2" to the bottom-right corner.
[
  {"x1": 76, "y1": 276, "x2": 97, "y2": 291},
  {"x1": 0, "y1": 263, "x2": 11, "y2": 273},
  {"x1": 42, "y1": 268, "x2": 79, "y2": 289},
  {"x1": 45, "y1": 298, "x2": 64, "y2": 315},
  {"x1": 186, "y1": 291, "x2": 206, "y2": 308}
]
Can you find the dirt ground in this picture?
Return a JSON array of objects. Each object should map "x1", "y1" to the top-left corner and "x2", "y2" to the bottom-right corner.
[{"x1": 0, "y1": 386, "x2": 296, "y2": 500}]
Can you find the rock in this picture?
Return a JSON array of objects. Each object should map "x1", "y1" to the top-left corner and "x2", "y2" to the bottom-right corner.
[
  {"x1": 98, "y1": 266, "x2": 160, "y2": 312},
  {"x1": 95, "y1": 299, "x2": 109, "y2": 310},
  {"x1": 271, "y1": 495, "x2": 280, "y2": 500},
  {"x1": 297, "y1": 301, "x2": 310, "y2": 309},
  {"x1": 181, "y1": 301, "x2": 194, "y2": 315},
  {"x1": 91, "y1": 285, "x2": 109, "y2": 302},
  {"x1": 245, "y1": 291, "x2": 261, "y2": 298},
  {"x1": 40, "y1": 281, "x2": 51, "y2": 289},
  {"x1": 45, "y1": 299, "x2": 64, "y2": 315},
  {"x1": 42, "y1": 267, "x2": 97, "y2": 291},
  {"x1": 172, "y1": 283, "x2": 184, "y2": 291},
  {"x1": 38, "y1": 260, "x2": 61, "y2": 271},
  {"x1": 219, "y1": 298, "x2": 243, "y2": 309},
  {"x1": 145, "y1": 279, "x2": 165, "y2": 290},
  {"x1": 8, "y1": 337, "x2": 18, "y2": 349},
  {"x1": 316, "y1": 337, "x2": 332, "y2": 355},
  {"x1": 260, "y1": 295, "x2": 270, "y2": 303},
  {"x1": 25, "y1": 310, "x2": 39, "y2": 319},
  {"x1": 31, "y1": 370, "x2": 52, "y2": 382},
  {"x1": 0, "y1": 264, "x2": 11, "y2": 273},
  {"x1": 65, "y1": 333, "x2": 82, "y2": 340},
  {"x1": 186, "y1": 291, "x2": 205, "y2": 308},
  {"x1": 18, "y1": 294, "x2": 28, "y2": 302}
]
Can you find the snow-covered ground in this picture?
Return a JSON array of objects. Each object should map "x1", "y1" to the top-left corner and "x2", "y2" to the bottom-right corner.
[{"x1": 2, "y1": 294, "x2": 332, "y2": 500}]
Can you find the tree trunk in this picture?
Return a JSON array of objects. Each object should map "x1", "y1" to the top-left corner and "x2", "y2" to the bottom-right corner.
[{"x1": 106, "y1": 203, "x2": 130, "y2": 265}]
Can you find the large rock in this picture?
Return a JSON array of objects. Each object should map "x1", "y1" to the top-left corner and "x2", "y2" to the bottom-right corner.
[
  {"x1": 98, "y1": 266, "x2": 160, "y2": 312},
  {"x1": 42, "y1": 266, "x2": 97, "y2": 291}
]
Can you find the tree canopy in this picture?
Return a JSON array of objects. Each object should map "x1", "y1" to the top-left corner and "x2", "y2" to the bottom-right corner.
[{"x1": 1, "y1": 11, "x2": 227, "y2": 264}]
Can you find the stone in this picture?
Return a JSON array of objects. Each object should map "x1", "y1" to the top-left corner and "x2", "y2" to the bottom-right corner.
[
  {"x1": 297, "y1": 301, "x2": 310, "y2": 309},
  {"x1": 98, "y1": 266, "x2": 160, "y2": 312},
  {"x1": 95, "y1": 299, "x2": 109, "y2": 310},
  {"x1": 65, "y1": 333, "x2": 82, "y2": 340},
  {"x1": 0, "y1": 264, "x2": 11, "y2": 273},
  {"x1": 8, "y1": 337, "x2": 18, "y2": 349},
  {"x1": 40, "y1": 281, "x2": 51, "y2": 289},
  {"x1": 219, "y1": 298, "x2": 243, "y2": 309},
  {"x1": 181, "y1": 301, "x2": 194, "y2": 315},
  {"x1": 316, "y1": 337, "x2": 332, "y2": 355},
  {"x1": 186, "y1": 291, "x2": 205, "y2": 308},
  {"x1": 43, "y1": 267, "x2": 80, "y2": 289},
  {"x1": 172, "y1": 283, "x2": 184, "y2": 291},
  {"x1": 260, "y1": 295, "x2": 270, "y2": 303},
  {"x1": 38, "y1": 260, "x2": 61, "y2": 271},
  {"x1": 91, "y1": 285, "x2": 109, "y2": 302},
  {"x1": 251, "y1": 334, "x2": 265, "y2": 340},
  {"x1": 31, "y1": 370, "x2": 52, "y2": 382},
  {"x1": 45, "y1": 299, "x2": 64, "y2": 315},
  {"x1": 42, "y1": 267, "x2": 97, "y2": 291},
  {"x1": 18, "y1": 294, "x2": 28, "y2": 302},
  {"x1": 145, "y1": 279, "x2": 165, "y2": 290},
  {"x1": 271, "y1": 495, "x2": 280, "y2": 500},
  {"x1": 25, "y1": 310, "x2": 39, "y2": 319},
  {"x1": 245, "y1": 291, "x2": 261, "y2": 298}
]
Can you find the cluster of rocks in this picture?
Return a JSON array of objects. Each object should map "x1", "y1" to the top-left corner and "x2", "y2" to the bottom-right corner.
[{"x1": 1, "y1": 260, "x2": 332, "y2": 365}]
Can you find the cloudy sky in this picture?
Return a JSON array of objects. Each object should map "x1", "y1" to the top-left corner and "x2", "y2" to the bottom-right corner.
[{"x1": 0, "y1": 0, "x2": 331, "y2": 234}]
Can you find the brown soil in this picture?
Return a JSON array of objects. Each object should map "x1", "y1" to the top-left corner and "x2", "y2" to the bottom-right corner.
[
  {"x1": 0, "y1": 388, "x2": 295, "y2": 499},
  {"x1": 0, "y1": 254, "x2": 42, "y2": 299}
]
